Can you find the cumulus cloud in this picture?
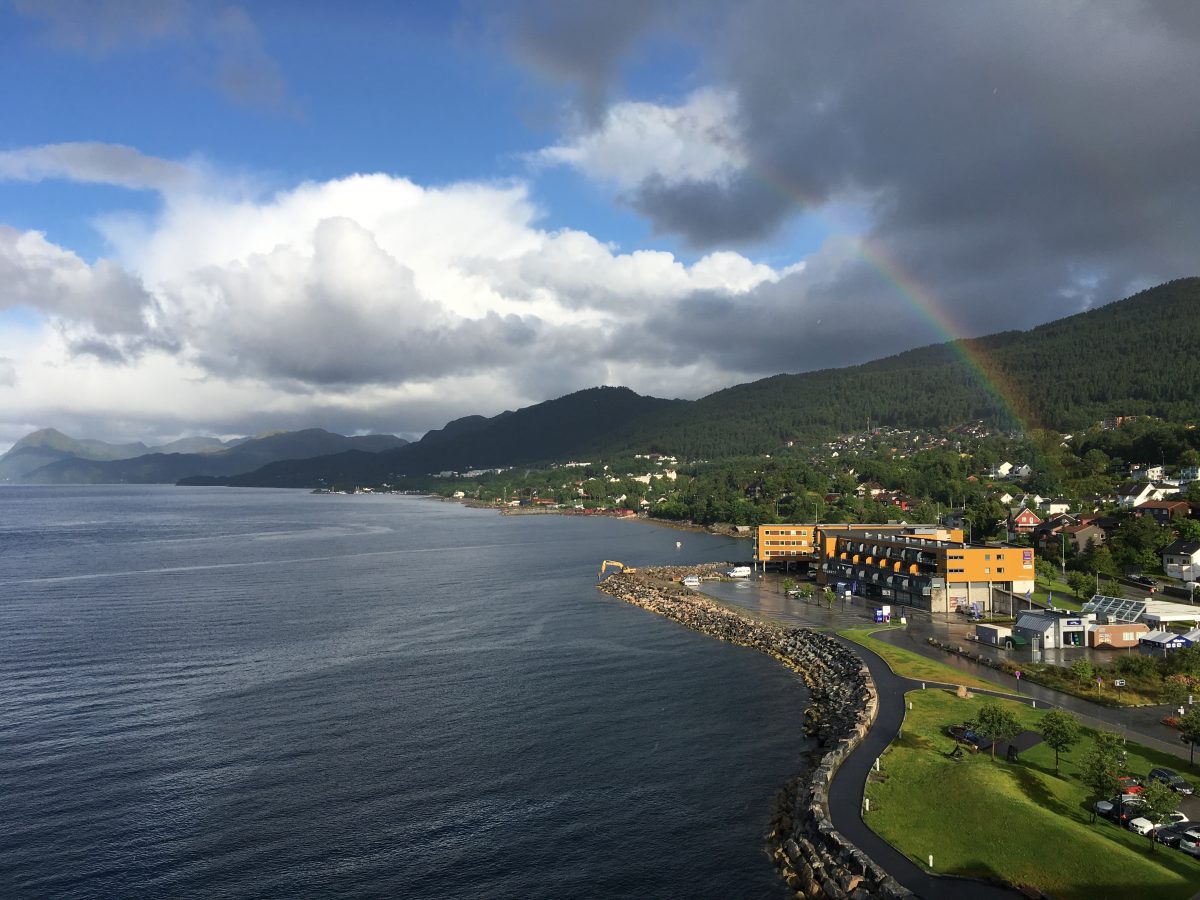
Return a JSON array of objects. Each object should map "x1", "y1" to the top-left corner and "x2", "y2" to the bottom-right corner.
[
  {"x1": 510, "y1": 0, "x2": 1200, "y2": 330},
  {"x1": 0, "y1": 163, "x2": 815, "y2": 446},
  {"x1": 537, "y1": 88, "x2": 745, "y2": 188},
  {"x1": 0, "y1": 226, "x2": 156, "y2": 336},
  {"x1": 0, "y1": 142, "x2": 198, "y2": 193}
]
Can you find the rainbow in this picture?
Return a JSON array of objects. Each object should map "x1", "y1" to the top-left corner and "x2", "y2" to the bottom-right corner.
[{"x1": 749, "y1": 162, "x2": 1036, "y2": 433}]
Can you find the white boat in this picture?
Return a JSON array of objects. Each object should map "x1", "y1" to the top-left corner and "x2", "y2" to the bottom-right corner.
[{"x1": 726, "y1": 566, "x2": 752, "y2": 578}]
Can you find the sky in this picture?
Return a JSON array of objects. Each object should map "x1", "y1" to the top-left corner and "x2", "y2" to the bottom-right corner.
[{"x1": 2, "y1": 1, "x2": 1199, "y2": 450}]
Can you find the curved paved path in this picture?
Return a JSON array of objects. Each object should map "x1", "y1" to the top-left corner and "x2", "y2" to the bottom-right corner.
[
  {"x1": 872, "y1": 625, "x2": 1195, "y2": 763},
  {"x1": 827, "y1": 635, "x2": 1025, "y2": 899}
]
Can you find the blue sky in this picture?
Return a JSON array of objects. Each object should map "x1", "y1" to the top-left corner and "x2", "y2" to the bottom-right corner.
[{"x1": 1, "y1": 2, "x2": 1197, "y2": 450}]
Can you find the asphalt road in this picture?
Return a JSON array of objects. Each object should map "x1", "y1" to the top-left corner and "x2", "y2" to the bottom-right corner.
[{"x1": 699, "y1": 578, "x2": 1200, "y2": 896}]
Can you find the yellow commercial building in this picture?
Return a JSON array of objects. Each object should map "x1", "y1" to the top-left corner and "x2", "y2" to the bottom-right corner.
[
  {"x1": 823, "y1": 527, "x2": 1035, "y2": 615},
  {"x1": 753, "y1": 523, "x2": 948, "y2": 568},
  {"x1": 754, "y1": 522, "x2": 1035, "y2": 614}
]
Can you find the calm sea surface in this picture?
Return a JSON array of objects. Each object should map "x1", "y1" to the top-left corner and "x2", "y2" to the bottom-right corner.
[{"x1": 0, "y1": 487, "x2": 807, "y2": 899}]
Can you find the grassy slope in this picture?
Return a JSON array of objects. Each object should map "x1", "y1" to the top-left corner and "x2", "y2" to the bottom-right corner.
[
  {"x1": 839, "y1": 626, "x2": 1008, "y2": 691},
  {"x1": 864, "y1": 690, "x2": 1200, "y2": 899}
]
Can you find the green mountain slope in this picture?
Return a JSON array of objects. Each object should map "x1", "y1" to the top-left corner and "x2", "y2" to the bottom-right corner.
[
  {"x1": 588, "y1": 277, "x2": 1200, "y2": 459},
  {"x1": 202, "y1": 387, "x2": 680, "y2": 487}
]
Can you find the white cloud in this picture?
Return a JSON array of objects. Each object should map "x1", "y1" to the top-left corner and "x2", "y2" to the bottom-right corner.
[
  {"x1": 0, "y1": 161, "x2": 807, "y2": 447},
  {"x1": 536, "y1": 87, "x2": 746, "y2": 188},
  {"x1": 0, "y1": 226, "x2": 155, "y2": 336}
]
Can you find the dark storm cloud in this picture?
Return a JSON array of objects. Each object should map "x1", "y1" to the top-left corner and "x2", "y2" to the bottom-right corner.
[
  {"x1": 507, "y1": 0, "x2": 1200, "y2": 347},
  {"x1": 495, "y1": 0, "x2": 681, "y2": 119},
  {"x1": 630, "y1": 173, "x2": 794, "y2": 247}
]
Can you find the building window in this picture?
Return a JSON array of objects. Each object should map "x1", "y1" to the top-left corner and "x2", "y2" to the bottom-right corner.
[{"x1": 997, "y1": 568, "x2": 1004, "y2": 574}]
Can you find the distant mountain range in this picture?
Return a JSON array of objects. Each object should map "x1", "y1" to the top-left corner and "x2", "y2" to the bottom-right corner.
[
  {"x1": 6, "y1": 277, "x2": 1199, "y2": 488},
  {"x1": 1, "y1": 428, "x2": 407, "y2": 484},
  {"x1": 183, "y1": 386, "x2": 681, "y2": 488}
]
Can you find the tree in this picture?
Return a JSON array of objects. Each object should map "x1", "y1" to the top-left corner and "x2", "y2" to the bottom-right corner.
[
  {"x1": 1035, "y1": 558, "x2": 1058, "y2": 584},
  {"x1": 823, "y1": 586, "x2": 835, "y2": 608},
  {"x1": 1079, "y1": 731, "x2": 1124, "y2": 821},
  {"x1": 1137, "y1": 779, "x2": 1180, "y2": 853},
  {"x1": 968, "y1": 700, "x2": 1023, "y2": 759},
  {"x1": 1070, "y1": 658, "x2": 1094, "y2": 685},
  {"x1": 1039, "y1": 709, "x2": 1081, "y2": 775},
  {"x1": 1180, "y1": 707, "x2": 1200, "y2": 766},
  {"x1": 1162, "y1": 676, "x2": 1190, "y2": 708},
  {"x1": 1067, "y1": 570, "x2": 1094, "y2": 600}
]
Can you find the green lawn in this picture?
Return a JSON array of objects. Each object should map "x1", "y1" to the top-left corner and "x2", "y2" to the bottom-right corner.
[
  {"x1": 863, "y1": 690, "x2": 1200, "y2": 899},
  {"x1": 839, "y1": 627, "x2": 1008, "y2": 692},
  {"x1": 1031, "y1": 574, "x2": 1084, "y2": 611}
]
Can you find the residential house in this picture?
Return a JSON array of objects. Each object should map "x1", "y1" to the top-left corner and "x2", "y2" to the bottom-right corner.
[
  {"x1": 1008, "y1": 506, "x2": 1043, "y2": 535},
  {"x1": 1118, "y1": 481, "x2": 1175, "y2": 508},
  {"x1": 1039, "y1": 497, "x2": 1071, "y2": 516},
  {"x1": 1134, "y1": 500, "x2": 1190, "y2": 525},
  {"x1": 996, "y1": 491, "x2": 1015, "y2": 506},
  {"x1": 1011, "y1": 463, "x2": 1033, "y2": 479},
  {"x1": 1179, "y1": 466, "x2": 1200, "y2": 485},
  {"x1": 1063, "y1": 523, "x2": 1106, "y2": 555},
  {"x1": 1130, "y1": 464, "x2": 1165, "y2": 482},
  {"x1": 1032, "y1": 514, "x2": 1077, "y2": 549},
  {"x1": 993, "y1": 462, "x2": 1014, "y2": 478},
  {"x1": 1162, "y1": 539, "x2": 1200, "y2": 582}
]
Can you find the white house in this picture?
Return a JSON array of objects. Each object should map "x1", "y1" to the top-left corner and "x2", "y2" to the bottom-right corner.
[
  {"x1": 1163, "y1": 539, "x2": 1200, "y2": 582},
  {"x1": 1130, "y1": 464, "x2": 1165, "y2": 482},
  {"x1": 1039, "y1": 498, "x2": 1071, "y2": 516},
  {"x1": 1010, "y1": 463, "x2": 1033, "y2": 479},
  {"x1": 994, "y1": 462, "x2": 1014, "y2": 478},
  {"x1": 1118, "y1": 482, "x2": 1174, "y2": 508}
]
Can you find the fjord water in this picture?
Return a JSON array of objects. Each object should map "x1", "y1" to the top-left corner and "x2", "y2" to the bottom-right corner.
[{"x1": 0, "y1": 487, "x2": 804, "y2": 899}]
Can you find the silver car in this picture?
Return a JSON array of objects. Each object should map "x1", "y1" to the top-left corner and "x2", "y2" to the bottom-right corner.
[{"x1": 1179, "y1": 829, "x2": 1200, "y2": 856}]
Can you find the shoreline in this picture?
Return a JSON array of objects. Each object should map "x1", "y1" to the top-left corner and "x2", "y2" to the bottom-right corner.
[{"x1": 598, "y1": 565, "x2": 911, "y2": 900}]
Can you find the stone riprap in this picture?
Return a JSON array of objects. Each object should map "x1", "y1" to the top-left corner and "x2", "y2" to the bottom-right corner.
[{"x1": 598, "y1": 567, "x2": 912, "y2": 900}]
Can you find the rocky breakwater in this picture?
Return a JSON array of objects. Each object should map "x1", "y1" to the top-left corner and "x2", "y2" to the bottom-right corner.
[{"x1": 598, "y1": 567, "x2": 912, "y2": 900}]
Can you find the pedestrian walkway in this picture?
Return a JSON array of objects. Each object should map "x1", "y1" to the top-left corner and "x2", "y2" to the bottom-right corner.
[
  {"x1": 827, "y1": 635, "x2": 1024, "y2": 898},
  {"x1": 873, "y1": 625, "x2": 1195, "y2": 764}
]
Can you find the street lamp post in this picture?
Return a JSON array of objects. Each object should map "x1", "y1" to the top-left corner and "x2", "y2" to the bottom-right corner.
[{"x1": 1061, "y1": 531, "x2": 1066, "y2": 578}]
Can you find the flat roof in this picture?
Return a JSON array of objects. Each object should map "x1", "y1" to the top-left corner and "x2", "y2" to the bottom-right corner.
[{"x1": 836, "y1": 529, "x2": 970, "y2": 551}]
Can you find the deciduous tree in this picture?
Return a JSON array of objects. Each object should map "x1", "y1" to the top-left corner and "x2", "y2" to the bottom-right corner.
[{"x1": 1039, "y1": 709, "x2": 1081, "y2": 775}]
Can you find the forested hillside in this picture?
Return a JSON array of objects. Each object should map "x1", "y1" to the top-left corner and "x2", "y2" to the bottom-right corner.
[
  {"x1": 192, "y1": 387, "x2": 680, "y2": 487},
  {"x1": 590, "y1": 278, "x2": 1200, "y2": 459}
]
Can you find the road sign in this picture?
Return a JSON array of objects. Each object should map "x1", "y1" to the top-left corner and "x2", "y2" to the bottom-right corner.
[
  {"x1": 1015, "y1": 671, "x2": 1022, "y2": 680},
  {"x1": 1114, "y1": 679, "x2": 1126, "y2": 687}
]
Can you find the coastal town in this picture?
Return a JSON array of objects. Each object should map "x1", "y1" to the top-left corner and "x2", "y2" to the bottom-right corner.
[{"x1": 578, "y1": 423, "x2": 1200, "y2": 898}]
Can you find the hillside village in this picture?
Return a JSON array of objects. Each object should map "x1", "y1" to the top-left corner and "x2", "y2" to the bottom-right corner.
[{"x1": 427, "y1": 417, "x2": 1200, "y2": 594}]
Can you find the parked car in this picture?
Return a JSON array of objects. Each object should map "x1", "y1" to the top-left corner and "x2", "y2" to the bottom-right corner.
[
  {"x1": 1129, "y1": 812, "x2": 1189, "y2": 835},
  {"x1": 1155, "y1": 821, "x2": 1196, "y2": 847},
  {"x1": 1129, "y1": 575, "x2": 1158, "y2": 591},
  {"x1": 1179, "y1": 829, "x2": 1200, "y2": 857},
  {"x1": 948, "y1": 724, "x2": 990, "y2": 752},
  {"x1": 1095, "y1": 795, "x2": 1144, "y2": 824},
  {"x1": 1116, "y1": 775, "x2": 1142, "y2": 795},
  {"x1": 1148, "y1": 767, "x2": 1195, "y2": 795}
]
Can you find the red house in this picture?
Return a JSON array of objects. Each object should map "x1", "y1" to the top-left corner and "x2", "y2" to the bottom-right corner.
[{"x1": 1008, "y1": 506, "x2": 1043, "y2": 534}]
